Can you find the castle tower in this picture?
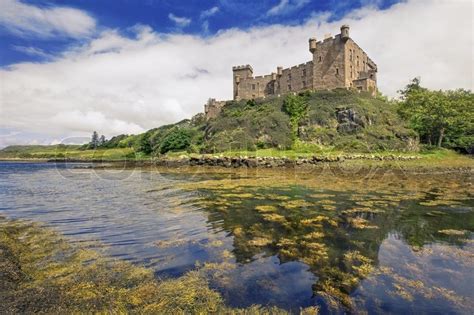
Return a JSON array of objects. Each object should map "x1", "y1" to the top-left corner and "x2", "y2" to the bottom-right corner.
[
  {"x1": 233, "y1": 65, "x2": 253, "y2": 100},
  {"x1": 309, "y1": 37, "x2": 317, "y2": 53},
  {"x1": 340, "y1": 25, "x2": 350, "y2": 41}
]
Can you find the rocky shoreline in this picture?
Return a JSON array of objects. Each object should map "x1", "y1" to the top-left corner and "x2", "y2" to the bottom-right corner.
[
  {"x1": 154, "y1": 154, "x2": 422, "y2": 168},
  {"x1": 1, "y1": 154, "x2": 472, "y2": 174},
  {"x1": 2, "y1": 154, "x2": 425, "y2": 168}
]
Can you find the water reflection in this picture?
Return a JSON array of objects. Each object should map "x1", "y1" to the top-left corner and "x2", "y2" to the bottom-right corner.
[
  {"x1": 0, "y1": 162, "x2": 472, "y2": 313},
  {"x1": 178, "y1": 169, "x2": 473, "y2": 312}
]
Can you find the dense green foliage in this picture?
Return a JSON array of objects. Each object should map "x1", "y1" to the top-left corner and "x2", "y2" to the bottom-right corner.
[
  {"x1": 282, "y1": 93, "x2": 309, "y2": 141},
  {"x1": 159, "y1": 128, "x2": 192, "y2": 154},
  {"x1": 398, "y1": 78, "x2": 473, "y2": 152},
  {"x1": 200, "y1": 89, "x2": 416, "y2": 153}
]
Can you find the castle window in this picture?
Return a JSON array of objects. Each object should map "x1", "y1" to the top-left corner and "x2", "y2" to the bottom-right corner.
[
  {"x1": 302, "y1": 69, "x2": 306, "y2": 77},
  {"x1": 318, "y1": 56, "x2": 322, "y2": 62},
  {"x1": 336, "y1": 68, "x2": 339, "y2": 75},
  {"x1": 252, "y1": 84, "x2": 256, "y2": 90},
  {"x1": 288, "y1": 85, "x2": 292, "y2": 91},
  {"x1": 288, "y1": 73, "x2": 292, "y2": 79}
]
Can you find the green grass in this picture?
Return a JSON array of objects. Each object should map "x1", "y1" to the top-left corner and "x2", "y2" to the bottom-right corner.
[{"x1": 0, "y1": 145, "x2": 138, "y2": 161}]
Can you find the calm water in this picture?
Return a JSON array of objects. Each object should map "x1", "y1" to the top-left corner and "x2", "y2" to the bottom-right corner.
[{"x1": 0, "y1": 162, "x2": 473, "y2": 313}]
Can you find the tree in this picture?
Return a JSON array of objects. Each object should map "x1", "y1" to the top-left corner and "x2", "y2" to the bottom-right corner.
[
  {"x1": 282, "y1": 94, "x2": 309, "y2": 141},
  {"x1": 90, "y1": 131, "x2": 99, "y2": 149},
  {"x1": 99, "y1": 135, "x2": 106, "y2": 147},
  {"x1": 398, "y1": 78, "x2": 473, "y2": 149},
  {"x1": 159, "y1": 128, "x2": 191, "y2": 154},
  {"x1": 138, "y1": 132, "x2": 153, "y2": 154}
]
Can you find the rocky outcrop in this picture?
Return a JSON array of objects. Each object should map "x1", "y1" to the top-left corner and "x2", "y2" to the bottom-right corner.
[{"x1": 336, "y1": 107, "x2": 365, "y2": 134}]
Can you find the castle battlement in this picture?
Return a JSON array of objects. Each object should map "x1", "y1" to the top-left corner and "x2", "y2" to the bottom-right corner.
[
  {"x1": 205, "y1": 25, "x2": 378, "y2": 119},
  {"x1": 232, "y1": 64, "x2": 253, "y2": 71}
]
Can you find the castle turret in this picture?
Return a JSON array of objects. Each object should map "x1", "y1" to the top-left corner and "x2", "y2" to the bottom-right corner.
[
  {"x1": 340, "y1": 25, "x2": 350, "y2": 41},
  {"x1": 232, "y1": 64, "x2": 253, "y2": 79},
  {"x1": 233, "y1": 65, "x2": 253, "y2": 100},
  {"x1": 309, "y1": 37, "x2": 317, "y2": 53}
]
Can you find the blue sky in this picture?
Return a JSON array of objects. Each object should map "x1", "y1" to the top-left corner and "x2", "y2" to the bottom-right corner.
[
  {"x1": 0, "y1": 0, "x2": 472, "y2": 147},
  {"x1": 0, "y1": 0, "x2": 400, "y2": 66}
]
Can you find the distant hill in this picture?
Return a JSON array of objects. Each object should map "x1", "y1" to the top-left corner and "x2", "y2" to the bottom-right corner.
[{"x1": 0, "y1": 145, "x2": 82, "y2": 159}]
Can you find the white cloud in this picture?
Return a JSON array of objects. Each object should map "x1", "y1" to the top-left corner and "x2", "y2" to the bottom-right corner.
[
  {"x1": 267, "y1": 0, "x2": 310, "y2": 16},
  {"x1": 11, "y1": 45, "x2": 52, "y2": 58},
  {"x1": 168, "y1": 13, "x2": 191, "y2": 28},
  {"x1": 200, "y1": 6, "x2": 219, "y2": 34},
  {"x1": 202, "y1": 20, "x2": 210, "y2": 34},
  {"x1": 200, "y1": 6, "x2": 220, "y2": 19},
  {"x1": 0, "y1": 0, "x2": 472, "y2": 147},
  {"x1": 0, "y1": 0, "x2": 96, "y2": 38}
]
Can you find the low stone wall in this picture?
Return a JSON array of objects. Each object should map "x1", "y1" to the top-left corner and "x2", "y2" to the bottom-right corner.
[{"x1": 154, "y1": 154, "x2": 422, "y2": 168}]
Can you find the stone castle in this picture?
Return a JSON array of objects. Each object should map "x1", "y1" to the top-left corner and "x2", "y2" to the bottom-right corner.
[{"x1": 205, "y1": 25, "x2": 378, "y2": 119}]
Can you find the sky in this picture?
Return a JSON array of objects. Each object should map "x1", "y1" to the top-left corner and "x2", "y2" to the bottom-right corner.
[{"x1": 0, "y1": 0, "x2": 472, "y2": 148}]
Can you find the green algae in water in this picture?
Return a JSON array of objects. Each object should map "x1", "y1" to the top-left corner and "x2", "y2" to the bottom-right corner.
[
  {"x1": 0, "y1": 218, "x2": 318, "y2": 314},
  {"x1": 184, "y1": 171, "x2": 474, "y2": 313}
]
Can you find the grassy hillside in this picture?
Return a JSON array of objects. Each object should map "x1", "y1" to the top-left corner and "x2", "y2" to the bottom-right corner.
[
  {"x1": 203, "y1": 89, "x2": 416, "y2": 153},
  {"x1": 96, "y1": 89, "x2": 418, "y2": 156},
  {"x1": 0, "y1": 89, "x2": 462, "y2": 160}
]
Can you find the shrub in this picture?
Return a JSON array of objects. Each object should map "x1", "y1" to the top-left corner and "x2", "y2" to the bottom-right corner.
[{"x1": 159, "y1": 128, "x2": 192, "y2": 154}]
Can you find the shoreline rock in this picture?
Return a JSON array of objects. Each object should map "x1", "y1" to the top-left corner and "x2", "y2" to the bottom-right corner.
[{"x1": 153, "y1": 154, "x2": 423, "y2": 168}]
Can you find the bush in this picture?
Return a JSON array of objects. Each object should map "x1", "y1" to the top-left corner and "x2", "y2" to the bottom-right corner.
[
  {"x1": 159, "y1": 128, "x2": 192, "y2": 154},
  {"x1": 138, "y1": 132, "x2": 153, "y2": 154},
  {"x1": 334, "y1": 137, "x2": 371, "y2": 152}
]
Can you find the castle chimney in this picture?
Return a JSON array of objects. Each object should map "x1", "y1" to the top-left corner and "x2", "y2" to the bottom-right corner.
[
  {"x1": 309, "y1": 37, "x2": 317, "y2": 53},
  {"x1": 340, "y1": 25, "x2": 349, "y2": 41}
]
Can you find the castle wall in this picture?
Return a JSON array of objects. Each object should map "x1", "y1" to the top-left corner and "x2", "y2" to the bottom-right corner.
[
  {"x1": 312, "y1": 35, "x2": 346, "y2": 90},
  {"x1": 277, "y1": 62, "x2": 313, "y2": 94},
  {"x1": 204, "y1": 99, "x2": 226, "y2": 119},
  {"x1": 352, "y1": 78, "x2": 376, "y2": 94},
  {"x1": 344, "y1": 39, "x2": 377, "y2": 90},
  {"x1": 236, "y1": 74, "x2": 274, "y2": 100}
]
